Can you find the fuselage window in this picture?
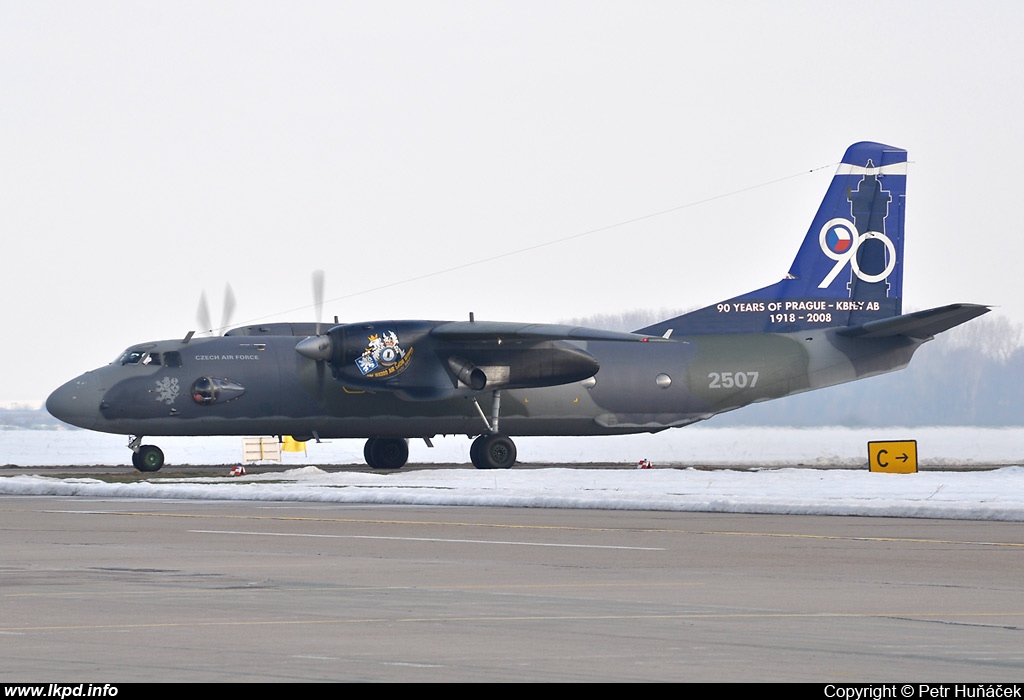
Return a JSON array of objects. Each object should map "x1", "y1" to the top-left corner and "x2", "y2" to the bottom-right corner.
[{"x1": 164, "y1": 352, "x2": 182, "y2": 368}]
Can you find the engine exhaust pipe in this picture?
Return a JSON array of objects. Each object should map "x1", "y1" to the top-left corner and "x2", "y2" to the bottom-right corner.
[{"x1": 448, "y1": 356, "x2": 487, "y2": 391}]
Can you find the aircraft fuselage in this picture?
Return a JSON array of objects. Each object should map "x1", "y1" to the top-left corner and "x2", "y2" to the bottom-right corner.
[{"x1": 47, "y1": 327, "x2": 921, "y2": 440}]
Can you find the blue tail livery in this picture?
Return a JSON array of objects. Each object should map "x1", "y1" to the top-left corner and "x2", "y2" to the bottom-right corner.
[{"x1": 640, "y1": 141, "x2": 910, "y2": 336}]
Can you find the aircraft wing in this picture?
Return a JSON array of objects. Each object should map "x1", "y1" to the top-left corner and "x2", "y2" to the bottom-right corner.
[
  {"x1": 835, "y1": 303, "x2": 990, "y2": 340},
  {"x1": 430, "y1": 321, "x2": 663, "y2": 343}
]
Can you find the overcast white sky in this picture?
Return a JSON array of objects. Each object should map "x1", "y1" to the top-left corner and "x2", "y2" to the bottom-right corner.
[{"x1": 3, "y1": 1, "x2": 1022, "y2": 402}]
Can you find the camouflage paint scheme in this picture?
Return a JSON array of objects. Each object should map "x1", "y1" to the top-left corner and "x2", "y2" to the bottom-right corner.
[{"x1": 47, "y1": 142, "x2": 988, "y2": 470}]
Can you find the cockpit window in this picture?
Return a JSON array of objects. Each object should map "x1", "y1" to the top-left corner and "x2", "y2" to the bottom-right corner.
[
  {"x1": 119, "y1": 350, "x2": 146, "y2": 365},
  {"x1": 164, "y1": 351, "x2": 182, "y2": 368},
  {"x1": 117, "y1": 344, "x2": 165, "y2": 367}
]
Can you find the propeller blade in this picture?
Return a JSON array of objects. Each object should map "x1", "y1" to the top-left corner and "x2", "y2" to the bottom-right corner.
[
  {"x1": 196, "y1": 291, "x2": 212, "y2": 336},
  {"x1": 220, "y1": 284, "x2": 236, "y2": 335},
  {"x1": 305, "y1": 270, "x2": 329, "y2": 401},
  {"x1": 315, "y1": 350, "x2": 325, "y2": 400},
  {"x1": 312, "y1": 269, "x2": 324, "y2": 336}
]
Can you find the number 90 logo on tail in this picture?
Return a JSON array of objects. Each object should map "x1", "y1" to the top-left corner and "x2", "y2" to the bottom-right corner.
[{"x1": 817, "y1": 218, "x2": 897, "y2": 289}]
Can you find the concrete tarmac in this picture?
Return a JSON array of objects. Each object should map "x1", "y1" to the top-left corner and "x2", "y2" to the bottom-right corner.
[{"x1": 2, "y1": 495, "x2": 1024, "y2": 682}]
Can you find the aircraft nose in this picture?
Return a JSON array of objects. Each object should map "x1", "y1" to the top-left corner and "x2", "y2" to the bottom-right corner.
[{"x1": 46, "y1": 373, "x2": 101, "y2": 430}]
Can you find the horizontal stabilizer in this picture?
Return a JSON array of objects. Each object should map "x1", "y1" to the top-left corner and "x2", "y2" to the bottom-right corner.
[
  {"x1": 431, "y1": 321, "x2": 663, "y2": 343},
  {"x1": 835, "y1": 303, "x2": 990, "y2": 339}
]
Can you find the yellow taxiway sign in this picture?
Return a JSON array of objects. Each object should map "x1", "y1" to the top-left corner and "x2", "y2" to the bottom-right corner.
[{"x1": 868, "y1": 440, "x2": 918, "y2": 473}]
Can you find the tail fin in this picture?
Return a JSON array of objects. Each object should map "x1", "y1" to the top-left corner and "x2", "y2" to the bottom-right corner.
[{"x1": 640, "y1": 142, "x2": 907, "y2": 336}]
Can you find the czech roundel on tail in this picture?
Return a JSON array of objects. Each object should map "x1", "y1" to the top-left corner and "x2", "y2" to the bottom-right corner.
[{"x1": 47, "y1": 142, "x2": 989, "y2": 471}]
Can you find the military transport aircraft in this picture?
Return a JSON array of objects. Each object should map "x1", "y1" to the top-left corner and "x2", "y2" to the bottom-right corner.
[{"x1": 47, "y1": 142, "x2": 988, "y2": 471}]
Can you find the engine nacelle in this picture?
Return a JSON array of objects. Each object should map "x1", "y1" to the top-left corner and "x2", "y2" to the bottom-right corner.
[{"x1": 296, "y1": 320, "x2": 601, "y2": 400}]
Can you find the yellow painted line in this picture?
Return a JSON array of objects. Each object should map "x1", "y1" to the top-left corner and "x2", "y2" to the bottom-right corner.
[
  {"x1": 189, "y1": 528, "x2": 664, "y2": 550},
  {"x1": 45, "y1": 510, "x2": 1024, "y2": 548}
]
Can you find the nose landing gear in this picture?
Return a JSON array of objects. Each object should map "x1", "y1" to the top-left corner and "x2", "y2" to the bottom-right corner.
[{"x1": 129, "y1": 436, "x2": 165, "y2": 473}]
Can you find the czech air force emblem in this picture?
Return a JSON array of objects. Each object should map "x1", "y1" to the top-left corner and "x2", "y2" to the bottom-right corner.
[
  {"x1": 154, "y1": 377, "x2": 180, "y2": 405},
  {"x1": 356, "y1": 330, "x2": 413, "y2": 378}
]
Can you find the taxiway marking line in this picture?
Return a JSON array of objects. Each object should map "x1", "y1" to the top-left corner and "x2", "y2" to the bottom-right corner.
[
  {"x1": 4, "y1": 611, "x2": 1024, "y2": 634},
  {"x1": 0, "y1": 581, "x2": 705, "y2": 601}
]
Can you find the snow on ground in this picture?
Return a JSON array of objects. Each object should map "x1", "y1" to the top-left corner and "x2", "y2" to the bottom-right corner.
[
  {"x1": 5, "y1": 426, "x2": 1024, "y2": 468},
  {"x1": 2, "y1": 427, "x2": 1024, "y2": 521},
  {"x1": 4, "y1": 464, "x2": 1024, "y2": 521}
]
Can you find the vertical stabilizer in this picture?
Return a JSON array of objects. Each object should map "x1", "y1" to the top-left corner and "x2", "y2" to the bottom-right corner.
[{"x1": 639, "y1": 142, "x2": 907, "y2": 336}]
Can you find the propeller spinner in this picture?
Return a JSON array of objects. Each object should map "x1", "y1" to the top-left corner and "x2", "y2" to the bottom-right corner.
[{"x1": 296, "y1": 334, "x2": 333, "y2": 361}]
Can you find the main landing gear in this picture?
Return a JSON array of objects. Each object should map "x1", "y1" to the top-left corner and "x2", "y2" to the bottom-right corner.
[
  {"x1": 359, "y1": 434, "x2": 517, "y2": 470},
  {"x1": 129, "y1": 436, "x2": 164, "y2": 473},
  {"x1": 470, "y1": 433, "x2": 516, "y2": 469},
  {"x1": 469, "y1": 389, "x2": 517, "y2": 470},
  {"x1": 363, "y1": 437, "x2": 409, "y2": 470},
  {"x1": 359, "y1": 389, "x2": 519, "y2": 471}
]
